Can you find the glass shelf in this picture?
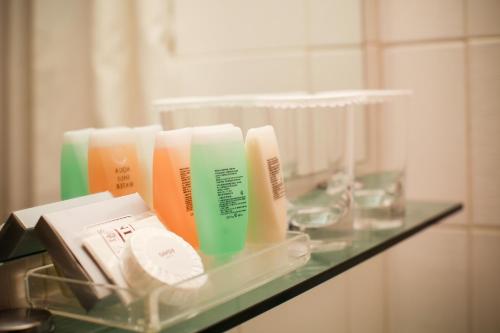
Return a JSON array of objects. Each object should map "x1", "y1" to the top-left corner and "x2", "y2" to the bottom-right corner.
[
  {"x1": 26, "y1": 232, "x2": 311, "y2": 332},
  {"x1": 46, "y1": 201, "x2": 462, "y2": 333}
]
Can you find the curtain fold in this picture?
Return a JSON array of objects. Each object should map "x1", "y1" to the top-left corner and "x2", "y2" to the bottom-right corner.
[
  {"x1": 0, "y1": 0, "x2": 7, "y2": 220},
  {"x1": 1, "y1": 0, "x2": 32, "y2": 220},
  {"x1": 93, "y1": 0, "x2": 143, "y2": 126},
  {"x1": 2, "y1": 0, "x2": 173, "y2": 215}
]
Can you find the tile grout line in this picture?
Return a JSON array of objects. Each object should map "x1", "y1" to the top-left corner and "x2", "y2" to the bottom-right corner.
[
  {"x1": 303, "y1": 0, "x2": 316, "y2": 177},
  {"x1": 0, "y1": 0, "x2": 7, "y2": 220},
  {"x1": 351, "y1": 1, "x2": 370, "y2": 330},
  {"x1": 380, "y1": 35, "x2": 500, "y2": 47},
  {"x1": 303, "y1": 0, "x2": 313, "y2": 93},
  {"x1": 360, "y1": 0, "x2": 375, "y2": 187},
  {"x1": 368, "y1": 0, "x2": 393, "y2": 332},
  {"x1": 171, "y1": 35, "x2": 500, "y2": 63},
  {"x1": 168, "y1": 36, "x2": 500, "y2": 64},
  {"x1": 435, "y1": 222, "x2": 500, "y2": 232},
  {"x1": 172, "y1": 44, "x2": 363, "y2": 61},
  {"x1": 462, "y1": 1, "x2": 474, "y2": 332},
  {"x1": 373, "y1": 0, "x2": 392, "y2": 331},
  {"x1": 360, "y1": 0, "x2": 369, "y2": 89}
]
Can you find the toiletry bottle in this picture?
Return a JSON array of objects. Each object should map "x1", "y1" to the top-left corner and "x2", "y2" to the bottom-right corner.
[
  {"x1": 153, "y1": 124, "x2": 234, "y2": 247},
  {"x1": 60, "y1": 128, "x2": 93, "y2": 200},
  {"x1": 191, "y1": 126, "x2": 248, "y2": 255},
  {"x1": 153, "y1": 128, "x2": 199, "y2": 247},
  {"x1": 246, "y1": 125, "x2": 287, "y2": 243},
  {"x1": 88, "y1": 128, "x2": 143, "y2": 197},
  {"x1": 133, "y1": 124, "x2": 162, "y2": 205}
]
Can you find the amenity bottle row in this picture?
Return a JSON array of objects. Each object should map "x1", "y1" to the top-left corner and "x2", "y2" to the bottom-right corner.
[{"x1": 60, "y1": 124, "x2": 287, "y2": 255}]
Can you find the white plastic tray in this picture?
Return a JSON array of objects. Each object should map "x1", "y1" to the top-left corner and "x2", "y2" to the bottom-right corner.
[{"x1": 25, "y1": 232, "x2": 310, "y2": 332}]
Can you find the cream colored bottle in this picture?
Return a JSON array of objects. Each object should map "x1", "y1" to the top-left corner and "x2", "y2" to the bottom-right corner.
[{"x1": 245, "y1": 125, "x2": 287, "y2": 243}]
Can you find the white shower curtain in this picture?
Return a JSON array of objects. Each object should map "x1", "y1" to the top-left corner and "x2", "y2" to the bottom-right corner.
[{"x1": 1, "y1": 0, "x2": 175, "y2": 218}]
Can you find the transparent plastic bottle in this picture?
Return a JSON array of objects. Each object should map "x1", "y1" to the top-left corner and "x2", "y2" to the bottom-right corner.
[{"x1": 191, "y1": 126, "x2": 248, "y2": 255}]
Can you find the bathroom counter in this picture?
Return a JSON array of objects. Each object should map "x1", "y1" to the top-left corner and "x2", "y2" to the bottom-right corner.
[{"x1": 50, "y1": 201, "x2": 462, "y2": 333}]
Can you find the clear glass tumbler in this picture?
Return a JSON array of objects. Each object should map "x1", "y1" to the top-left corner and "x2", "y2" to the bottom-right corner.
[
  {"x1": 286, "y1": 106, "x2": 353, "y2": 252},
  {"x1": 351, "y1": 98, "x2": 408, "y2": 230}
]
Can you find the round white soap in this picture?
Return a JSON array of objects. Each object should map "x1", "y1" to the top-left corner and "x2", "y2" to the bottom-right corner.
[{"x1": 121, "y1": 227, "x2": 206, "y2": 304}]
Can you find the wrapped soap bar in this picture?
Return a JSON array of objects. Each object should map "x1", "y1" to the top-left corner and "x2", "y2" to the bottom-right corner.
[
  {"x1": 35, "y1": 193, "x2": 149, "y2": 310},
  {"x1": 121, "y1": 227, "x2": 206, "y2": 306},
  {"x1": 82, "y1": 213, "x2": 166, "y2": 304}
]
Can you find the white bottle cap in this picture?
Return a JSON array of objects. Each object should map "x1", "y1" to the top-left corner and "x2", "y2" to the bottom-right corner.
[
  {"x1": 155, "y1": 127, "x2": 193, "y2": 149},
  {"x1": 191, "y1": 125, "x2": 243, "y2": 145},
  {"x1": 63, "y1": 128, "x2": 94, "y2": 145},
  {"x1": 89, "y1": 127, "x2": 134, "y2": 147},
  {"x1": 133, "y1": 124, "x2": 163, "y2": 135},
  {"x1": 121, "y1": 227, "x2": 206, "y2": 304},
  {"x1": 193, "y1": 123, "x2": 234, "y2": 131}
]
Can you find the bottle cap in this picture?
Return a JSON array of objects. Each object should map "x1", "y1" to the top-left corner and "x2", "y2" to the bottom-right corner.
[
  {"x1": 155, "y1": 128, "x2": 193, "y2": 149},
  {"x1": 89, "y1": 127, "x2": 134, "y2": 147},
  {"x1": 191, "y1": 125, "x2": 242, "y2": 145},
  {"x1": 62, "y1": 128, "x2": 93, "y2": 145}
]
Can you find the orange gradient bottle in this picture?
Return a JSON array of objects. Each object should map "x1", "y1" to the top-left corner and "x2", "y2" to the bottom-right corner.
[
  {"x1": 88, "y1": 128, "x2": 144, "y2": 197},
  {"x1": 153, "y1": 128, "x2": 199, "y2": 248}
]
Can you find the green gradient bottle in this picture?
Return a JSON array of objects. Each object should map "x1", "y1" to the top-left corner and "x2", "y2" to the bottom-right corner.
[
  {"x1": 191, "y1": 126, "x2": 248, "y2": 255},
  {"x1": 60, "y1": 128, "x2": 92, "y2": 200}
]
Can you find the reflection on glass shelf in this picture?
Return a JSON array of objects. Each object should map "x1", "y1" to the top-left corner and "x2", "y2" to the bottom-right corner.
[
  {"x1": 288, "y1": 170, "x2": 406, "y2": 248},
  {"x1": 50, "y1": 201, "x2": 461, "y2": 333},
  {"x1": 353, "y1": 170, "x2": 405, "y2": 230},
  {"x1": 288, "y1": 181, "x2": 352, "y2": 253}
]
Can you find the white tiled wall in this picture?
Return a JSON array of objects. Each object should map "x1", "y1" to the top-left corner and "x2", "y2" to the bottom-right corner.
[
  {"x1": 174, "y1": 0, "x2": 306, "y2": 55},
  {"x1": 241, "y1": 256, "x2": 386, "y2": 333},
  {"x1": 347, "y1": 255, "x2": 385, "y2": 333},
  {"x1": 310, "y1": 48, "x2": 364, "y2": 91},
  {"x1": 387, "y1": 229, "x2": 468, "y2": 333},
  {"x1": 167, "y1": 0, "x2": 500, "y2": 332},
  {"x1": 241, "y1": 273, "x2": 350, "y2": 333},
  {"x1": 379, "y1": 0, "x2": 464, "y2": 42},
  {"x1": 471, "y1": 230, "x2": 500, "y2": 333},
  {"x1": 377, "y1": 0, "x2": 500, "y2": 332},
  {"x1": 176, "y1": 53, "x2": 308, "y2": 96},
  {"x1": 467, "y1": 0, "x2": 500, "y2": 36},
  {"x1": 308, "y1": 0, "x2": 362, "y2": 45},
  {"x1": 468, "y1": 39, "x2": 500, "y2": 226},
  {"x1": 383, "y1": 42, "x2": 468, "y2": 224},
  {"x1": 171, "y1": 0, "x2": 365, "y2": 180}
]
